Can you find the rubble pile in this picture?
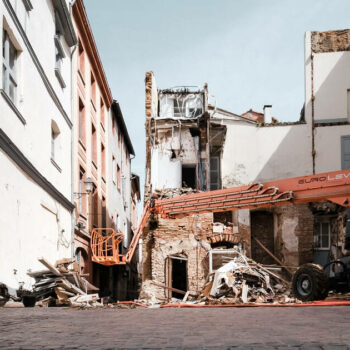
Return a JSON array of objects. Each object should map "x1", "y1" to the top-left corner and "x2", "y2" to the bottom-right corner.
[
  {"x1": 154, "y1": 187, "x2": 199, "y2": 200},
  {"x1": 200, "y1": 249, "x2": 296, "y2": 304},
  {"x1": 28, "y1": 257, "x2": 101, "y2": 308}
]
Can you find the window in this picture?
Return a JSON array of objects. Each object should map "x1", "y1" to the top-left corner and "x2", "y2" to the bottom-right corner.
[
  {"x1": 54, "y1": 12, "x2": 66, "y2": 88},
  {"x1": 100, "y1": 98, "x2": 105, "y2": 126},
  {"x1": 101, "y1": 143, "x2": 106, "y2": 179},
  {"x1": 122, "y1": 175, "x2": 126, "y2": 202},
  {"x1": 91, "y1": 72, "x2": 96, "y2": 107},
  {"x1": 78, "y1": 39, "x2": 85, "y2": 78},
  {"x1": 210, "y1": 157, "x2": 221, "y2": 190},
  {"x1": 123, "y1": 221, "x2": 128, "y2": 248},
  {"x1": 182, "y1": 165, "x2": 196, "y2": 189},
  {"x1": 91, "y1": 123, "x2": 97, "y2": 166},
  {"x1": 51, "y1": 120, "x2": 60, "y2": 161},
  {"x1": 92, "y1": 183, "x2": 98, "y2": 227},
  {"x1": 22, "y1": 0, "x2": 33, "y2": 12},
  {"x1": 79, "y1": 166, "x2": 86, "y2": 215},
  {"x1": 114, "y1": 213, "x2": 119, "y2": 231},
  {"x1": 78, "y1": 99, "x2": 85, "y2": 144},
  {"x1": 112, "y1": 156, "x2": 116, "y2": 183},
  {"x1": 125, "y1": 150, "x2": 129, "y2": 167},
  {"x1": 314, "y1": 221, "x2": 331, "y2": 250},
  {"x1": 341, "y1": 136, "x2": 350, "y2": 170},
  {"x1": 174, "y1": 98, "x2": 186, "y2": 117},
  {"x1": 2, "y1": 29, "x2": 18, "y2": 103},
  {"x1": 112, "y1": 117, "x2": 116, "y2": 135},
  {"x1": 117, "y1": 164, "x2": 121, "y2": 190},
  {"x1": 102, "y1": 196, "x2": 106, "y2": 228}
]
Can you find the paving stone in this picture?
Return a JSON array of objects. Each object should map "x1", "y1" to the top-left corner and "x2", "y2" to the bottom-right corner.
[{"x1": 0, "y1": 307, "x2": 350, "y2": 349}]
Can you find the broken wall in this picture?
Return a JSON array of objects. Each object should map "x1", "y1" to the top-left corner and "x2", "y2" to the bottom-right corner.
[
  {"x1": 221, "y1": 121, "x2": 312, "y2": 187},
  {"x1": 140, "y1": 210, "x2": 253, "y2": 301}
]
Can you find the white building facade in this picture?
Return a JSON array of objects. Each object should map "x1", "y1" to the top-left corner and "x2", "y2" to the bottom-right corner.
[{"x1": 0, "y1": 0, "x2": 77, "y2": 293}]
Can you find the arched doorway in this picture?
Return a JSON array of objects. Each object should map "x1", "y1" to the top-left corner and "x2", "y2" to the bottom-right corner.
[{"x1": 75, "y1": 247, "x2": 89, "y2": 274}]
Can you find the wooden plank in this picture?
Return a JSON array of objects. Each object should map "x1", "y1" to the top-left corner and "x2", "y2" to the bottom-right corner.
[
  {"x1": 80, "y1": 277, "x2": 99, "y2": 292},
  {"x1": 27, "y1": 269, "x2": 52, "y2": 278},
  {"x1": 55, "y1": 258, "x2": 73, "y2": 266},
  {"x1": 182, "y1": 291, "x2": 190, "y2": 302},
  {"x1": 38, "y1": 258, "x2": 62, "y2": 277},
  {"x1": 55, "y1": 287, "x2": 75, "y2": 297},
  {"x1": 250, "y1": 262, "x2": 290, "y2": 284},
  {"x1": 57, "y1": 279, "x2": 85, "y2": 295},
  {"x1": 151, "y1": 281, "x2": 186, "y2": 295},
  {"x1": 33, "y1": 277, "x2": 57, "y2": 287},
  {"x1": 252, "y1": 237, "x2": 293, "y2": 276}
]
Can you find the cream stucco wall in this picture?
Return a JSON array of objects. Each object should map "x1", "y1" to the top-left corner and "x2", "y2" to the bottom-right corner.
[
  {"x1": 0, "y1": 151, "x2": 72, "y2": 293},
  {"x1": 313, "y1": 51, "x2": 350, "y2": 122},
  {"x1": 304, "y1": 31, "x2": 350, "y2": 172},
  {"x1": 221, "y1": 121, "x2": 312, "y2": 187},
  {"x1": 315, "y1": 125, "x2": 350, "y2": 173},
  {"x1": 0, "y1": 1, "x2": 74, "y2": 292}
]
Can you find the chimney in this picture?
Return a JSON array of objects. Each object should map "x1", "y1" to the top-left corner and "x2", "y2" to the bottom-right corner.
[{"x1": 263, "y1": 105, "x2": 272, "y2": 123}]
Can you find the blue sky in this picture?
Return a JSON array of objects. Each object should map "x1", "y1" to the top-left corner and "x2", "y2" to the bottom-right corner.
[{"x1": 84, "y1": 0, "x2": 350, "y2": 188}]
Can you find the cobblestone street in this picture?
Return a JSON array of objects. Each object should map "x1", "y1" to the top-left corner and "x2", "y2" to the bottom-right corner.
[{"x1": 0, "y1": 306, "x2": 350, "y2": 349}]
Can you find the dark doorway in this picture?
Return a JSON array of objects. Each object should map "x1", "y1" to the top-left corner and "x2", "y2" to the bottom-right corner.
[
  {"x1": 166, "y1": 256, "x2": 188, "y2": 299},
  {"x1": 172, "y1": 258, "x2": 187, "y2": 298},
  {"x1": 251, "y1": 211, "x2": 275, "y2": 264},
  {"x1": 182, "y1": 166, "x2": 196, "y2": 189}
]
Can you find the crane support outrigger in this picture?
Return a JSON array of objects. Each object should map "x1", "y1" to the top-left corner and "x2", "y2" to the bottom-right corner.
[{"x1": 91, "y1": 169, "x2": 350, "y2": 301}]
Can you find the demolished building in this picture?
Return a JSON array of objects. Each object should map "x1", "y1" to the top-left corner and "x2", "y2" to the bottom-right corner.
[{"x1": 141, "y1": 29, "x2": 350, "y2": 301}]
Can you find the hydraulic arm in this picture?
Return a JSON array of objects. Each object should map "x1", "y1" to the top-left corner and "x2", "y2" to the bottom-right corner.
[{"x1": 91, "y1": 169, "x2": 350, "y2": 266}]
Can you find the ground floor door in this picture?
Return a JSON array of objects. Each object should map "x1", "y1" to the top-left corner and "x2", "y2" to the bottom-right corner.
[{"x1": 165, "y1": 256, "x2": 188, "y2": 299}]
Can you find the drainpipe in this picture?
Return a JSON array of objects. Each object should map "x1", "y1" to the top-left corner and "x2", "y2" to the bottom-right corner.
[
  {"x1": 70, "y1": 0, "x2": 78, "y2": 259},
  {"x1": 311, "y1": 51, "x2": 316, "y2": 174}
]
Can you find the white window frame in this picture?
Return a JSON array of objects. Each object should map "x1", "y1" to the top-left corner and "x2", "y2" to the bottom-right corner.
[
  {"x1": 2, "y1": 29, "x2": 18, "y2": 103},
  {"x1": 313, "y1": 220, "x2": 331, "y2": 250}
]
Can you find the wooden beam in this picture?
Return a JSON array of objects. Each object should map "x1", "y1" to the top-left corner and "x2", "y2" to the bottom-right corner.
[
  {"x1": 38, "y1": 258, "x2": 62, "y2": 277},
  {"x1": 252, "y1": 237, "x2": 293, "y2": 276},
  {"x1": 151, "y1": 281, "x2": 186, "y2": 295}
]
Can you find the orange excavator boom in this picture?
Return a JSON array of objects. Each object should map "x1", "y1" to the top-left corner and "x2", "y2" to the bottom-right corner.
[{"x1": 91, "y1": 169, "x2": 350, "y2": 266}]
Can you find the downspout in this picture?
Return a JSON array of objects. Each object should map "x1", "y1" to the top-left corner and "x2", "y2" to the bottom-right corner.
[
  {"x1": 70, "y1": 0, "x2": 78, "y2": 259},
  {"x1": 311, "y1": 45, "x2": 315, "y2": 174}
]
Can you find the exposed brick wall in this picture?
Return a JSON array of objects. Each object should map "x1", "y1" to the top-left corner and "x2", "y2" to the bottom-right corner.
[
  {"x1": 141, "y1": 211, "x2": 253, "y2": 299},
  {"x1": 274, "y1": 204, "x2": 314, "y2": 267},
  {"x1": 312, "y1": 30, "x2": 350, "y2": 53}
]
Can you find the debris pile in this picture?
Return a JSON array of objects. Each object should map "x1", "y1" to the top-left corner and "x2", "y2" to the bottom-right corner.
[
  {"x1": 200, "y1": 249, "x2": 295, "y2": 304},
  {"x1": 28, "y1": 257, "x2": 101, "y2": 307},
  {"x1": 154, "y1": 187, "x2": 198, "y2": 200}
]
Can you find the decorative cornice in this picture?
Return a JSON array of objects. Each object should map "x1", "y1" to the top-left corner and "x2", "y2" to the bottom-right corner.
[
  {"x1": 0, "y1": 129, "x2": 74, "y2": 212},
  {"x1": 3, "y1": 0, "x2": 73, "y2": 129},
  {"x1": 73, "y1": 0, "x2": 113, "y2": 108}
]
